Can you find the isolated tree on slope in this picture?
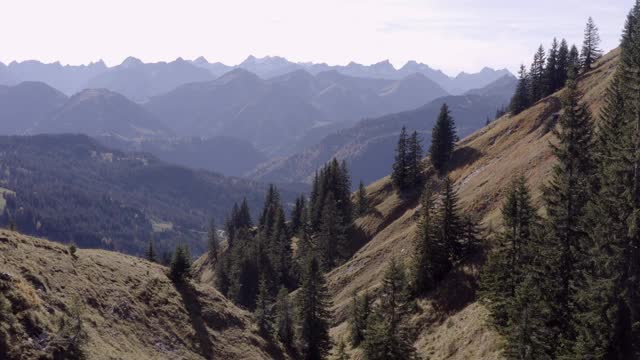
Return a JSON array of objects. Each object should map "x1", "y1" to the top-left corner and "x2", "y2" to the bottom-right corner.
[
  {"x1": 510, "y1": 65, "x2": 531, "y2": 114},
  {"x1": 391, "y1": 126, "x2": 409, "y2": 190},
  {"x1": 580, "y1": 17, "x2": 602, "y2": 71},
  {"x1": 429, "y1": 104, "x2": 456, "y2": 173},
  {"x1": 207, "y1": 218, "x2": 218, "y2": 263},
  {"x1": 297, "y1": 256, "x2": 332, "y2": 360}
]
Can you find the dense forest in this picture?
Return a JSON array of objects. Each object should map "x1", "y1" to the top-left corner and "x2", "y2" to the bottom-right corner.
[{"x1": 0, "y1": 134, "x2": 295, "y2": 256}]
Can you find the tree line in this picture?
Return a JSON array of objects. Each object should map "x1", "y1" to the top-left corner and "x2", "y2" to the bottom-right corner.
[
  {"x1": 510, "y1": 17, "x2": 602, "y2": 114},
  {"x1": 482, "y1": 3, "x2": 640, "y2": 358}
]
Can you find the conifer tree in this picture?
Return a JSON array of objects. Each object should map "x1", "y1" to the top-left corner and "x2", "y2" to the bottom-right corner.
[
  {"x1": 290, "y1": 195, "x2": 306, "y2": 236},
  {"x1": 429, "y1": 104, "x2": 456, "y2": 173},
  {"x1": 146, "y1": 238, "x2": 156, "y2": 263},
  {"x1": 363, "y1": 258, "x2": 416, "y2": 360},
  {"x1": 510, "y1": 65, "x2": 531, "y2": 114},
  {"x1": 557, "y1": 39, "x2": 570, "y2": 87},
  {"x1": 503, "y1": 276, "x2": 552, "y2": 360},
  {"x1": 355, "y1": 180, "x2": 369, "y2": 216},
  {"x1": 529, "y1": 45, "x2": 547, "y2": 101},
  {"x1": 275, "y1": 287, "x2": 294, "y2": 349},
  {"x1": 391, "y1": 126, "x2": 409, "y2": 190},
  {"x1": 169, "y1": 244, "x2": 192, "y2": 283},
  {"x1": 568, "y1": 45, "x2": 581, "y2": 73},
  {"x1": 255, "y1": 275, "x2": 274, "y2": 336},
  {"x1": 349, "y1": 291, "x2": 371, "y2": 347},
  {"x1": 411, "y1": 187, "x2": 448, "y2": 296},
  {"x1": 207, "y1": 218, "x2": 218, "y2": 263},
  {"x1": 545, "y1": 38, "x2": 561, "y2": 94},
  {"x1": 574, "y1": 3, "x2": 640, "y2": 358},
  {"x1": 438, "y1": 177, "x2": 464, "y2": 263},
  {"x1": 481, "y1": 176, "x2": 537, "y2": 330},
  {"x1": 539, "y1": 67, "x2": 594, "y2": 357},
  {"x1": 580, "y1": 17, "x2": 603, "y2": 71},
  {"x1": 317, "y1": 193, "x2": 346, "y2": 268},
  {"x1": 297, "y1": 256, "x2": 332, "y2": 360},
  {"x1": 407, "y1": 131, "x2": 424, "y2": 188}
]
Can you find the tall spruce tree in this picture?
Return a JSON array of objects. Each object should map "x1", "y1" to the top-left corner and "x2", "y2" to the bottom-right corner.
[
  {"x1": 297, "y1": 256, "x2": 332, "y2": 360},
  {"x1": 146, "y1": 238, "x2": 156, "y2": 263},
  {"x1": 169, "y1": 244, "x2": 192, "y2": 283},
  {"x1": 481, "y1": 176, "x2": 537, "y2": 330},
  {"x1": 392, "y1": 126, "x2": 409, "y2": 190},
  {"x1": 207, "y1": 218, "x2": 218, "y2": 263},
  {"x1": 429, "y1": 104, "x2": 456, "y2": 173},
  {"x1": 438, "y1": 177, "x2": 464, "y2": 263},
  {"x1": 557, "y1": 39, "x2": 570, "y2": 88},
  {"x1": 539, "y1": 67, "x2": 594, "y2": 357},
  {"x1": 349, "y1": 291, "x2": 371, "y2": 347},
  {"x1": 580, "y1": 17, "x2": 603, "y2": 72},
  {"x1": 407, "y1": 131, "x2": 424, "y2": 188},
  {"x1": 568, "y1": 45, "x2": 581, "y2": 72},
  {"x1": 363, "y1": 258, "x2": 416, "y2": 360},
  {"x1": 290, "y1": 195, "x2": 306, "y2": 236},
  {"x1": 411, "y1": 187, "x2": 448, "y2": 296},
  {"x1": 355, "y1": 180, "x2": 369, "y2": 216},
  {"x1": 510, "y1": 65, "x2": 531, "y2": 114},
  {"x1": 255, "y1": 275, "x2": 274, "y2": 336},
  {"x1": 545, "y1": 38, "x2": 561, "y2": 95},
  {"x1": 574, "y1": 3, "x2": 640, "y2": 358},
  {"x1": 529, "y1": 45, "x2": 547, "y2": 102},
  {"x1": 275, "y1": 287, "x2": 294, "y2": 349}
]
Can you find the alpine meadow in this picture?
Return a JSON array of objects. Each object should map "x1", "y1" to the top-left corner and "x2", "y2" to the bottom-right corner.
[{"x1": 2, "y1": 1, "x2": 640, "y2": 359}]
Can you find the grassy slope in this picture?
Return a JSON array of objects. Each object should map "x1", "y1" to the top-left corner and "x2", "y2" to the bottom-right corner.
[
  {"x1": 325, "y1": 49, "x2": 619, "y2": 359},
  {"x1": 0, "y1": 229, "x2": 286, "y2": 360}
]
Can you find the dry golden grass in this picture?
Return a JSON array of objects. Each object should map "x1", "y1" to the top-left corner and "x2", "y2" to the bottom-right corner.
[
  {"x1": 325, "y1": 49, "x2": 620, "y2": 359},
  {"x1": 0, "y1": 229, "x2": 286, "y2": 360}
]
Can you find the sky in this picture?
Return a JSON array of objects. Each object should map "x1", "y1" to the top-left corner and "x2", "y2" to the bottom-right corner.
[{"x1": 0, "y1": 0, "x2": 635, "y2": 76}]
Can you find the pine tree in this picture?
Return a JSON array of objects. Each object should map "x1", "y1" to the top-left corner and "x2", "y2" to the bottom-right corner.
[
  {"x1": 355, "y1": 180, "x2": 369, "y2": 216},
  {"x1": 411, "y1": 187, "x2": 448, "y2": 296},
  {"x1": 317, "y1": 193, "x2": 346, "y2": 268},
  {"x1": 529, "y1": 45, "x2": 547, "y2": 102},
  {"x1": 255, "y1": 275, "x2": 274, "y2": 336},
  {"x1": 207, "y1": 218, "x2": 218, "y2": 263},
  {"x1": 568, "y1": 45, "x2": 581, "y2": 72},
  {"x1": 290, "y1": 195, "x2": 306, "y2": 236},
  {"x1": 539, "y1": 67, "x2": 594, "y2": 357},
  {"x1": 407, "y1": 131, "x2": 424, "y2": 188},
  {"x1": 438, "y1": 177, "x2": 464, "y2": 263},
  {"x1": 580, "y1": 17, "x2": 603, "y2": 72},
  {"x1": 510, "y1": 65, "x2": 531, "y2": 114},
  {"x1": 557, "y1": 39, "x2": 570, "y2": 87},
  {"x1": 391, "y1": 126, "x2": 409, "y2": 190},
  {"x1": 429, "y1": 104, "x2": 456, "y2": 173},
  {"x1": 275, "y1": 287, "x2": 294, "y2": 349},
  {"x1": 480, "y1": 175, "x2": 537, "y2": 330},
  {"x1": 146, "y1": 238, "x2": 156, "y2": 263},
  {"x1": 545, "y1": 38, "x2": 561, "y2": 95},
  {"x1": 169, "y1": 244, "x2": 192, "y2": 283},
  {"x1": 503, "y1": 276, "x2": 552, "y2": 360},
  {"x1": 297, "y1": 256, "x2": 332, "y2": 360},
  {"x1": 349, "y1": 291, "x2": 371, "y2": 347},
  {"x1": 363, "y1": 258, "x2": 416, "y2": 360},
  {"x1": 574, "y1": 3, "x2": 640, "y2": 358}
]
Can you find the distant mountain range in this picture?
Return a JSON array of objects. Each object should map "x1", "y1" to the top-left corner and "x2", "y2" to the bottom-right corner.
[
  {"x1": 0, "y1": 55, "x2": 512, "y2": 101},
  {"x1": 248, "y1": 74, "x2": 517, "y2": 186}
]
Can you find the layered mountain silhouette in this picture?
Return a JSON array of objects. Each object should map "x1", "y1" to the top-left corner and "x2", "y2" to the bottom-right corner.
[
  {"x1": 0, "y1": 81, "x2": 67, "y2": 134},
  {"x1": 86, "y1": 57, "x2": 215, "y2": 101},
  {"x1": 248, "y1": 75, "x2": 517, "y2": 185},
  {"x1": 0, "y1": 56, "x2": 511, "y2": 100}
]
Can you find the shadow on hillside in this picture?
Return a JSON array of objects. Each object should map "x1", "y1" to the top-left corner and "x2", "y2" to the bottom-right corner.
[
  {"x1": 448, "y1": 146, "x2": 483, "y2": 172},
  {"x1": 175, "y1": 281, "x2": 215, "y2": 358}
]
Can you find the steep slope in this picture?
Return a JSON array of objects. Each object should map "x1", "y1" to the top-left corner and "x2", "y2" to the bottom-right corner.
[
  {"x1": 324, "y1": 48, "x2": 619, "y2": 359},
  {"x1": 35, "y1": 88, "x2": 168, "y2": 139},
  {"x1": 249, "y1": 89, "x2": 511, "y2": 186},
  {"x1": 0, "y1": 134, "x2": 294, "y2": 256},
  {"x1": 85, "y1": 57, "x2": 215, "y2": 102},
  {"x1": 0, "y1": 229, "x2": 285, "y2": 359},
  {"x1": 0, "y1": 81, "x2": 68, "y2": 134}
]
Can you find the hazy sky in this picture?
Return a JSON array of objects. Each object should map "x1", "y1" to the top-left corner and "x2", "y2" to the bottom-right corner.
[{"x1": 1, "y1": 0, "x2": 635, "y2": 75}]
